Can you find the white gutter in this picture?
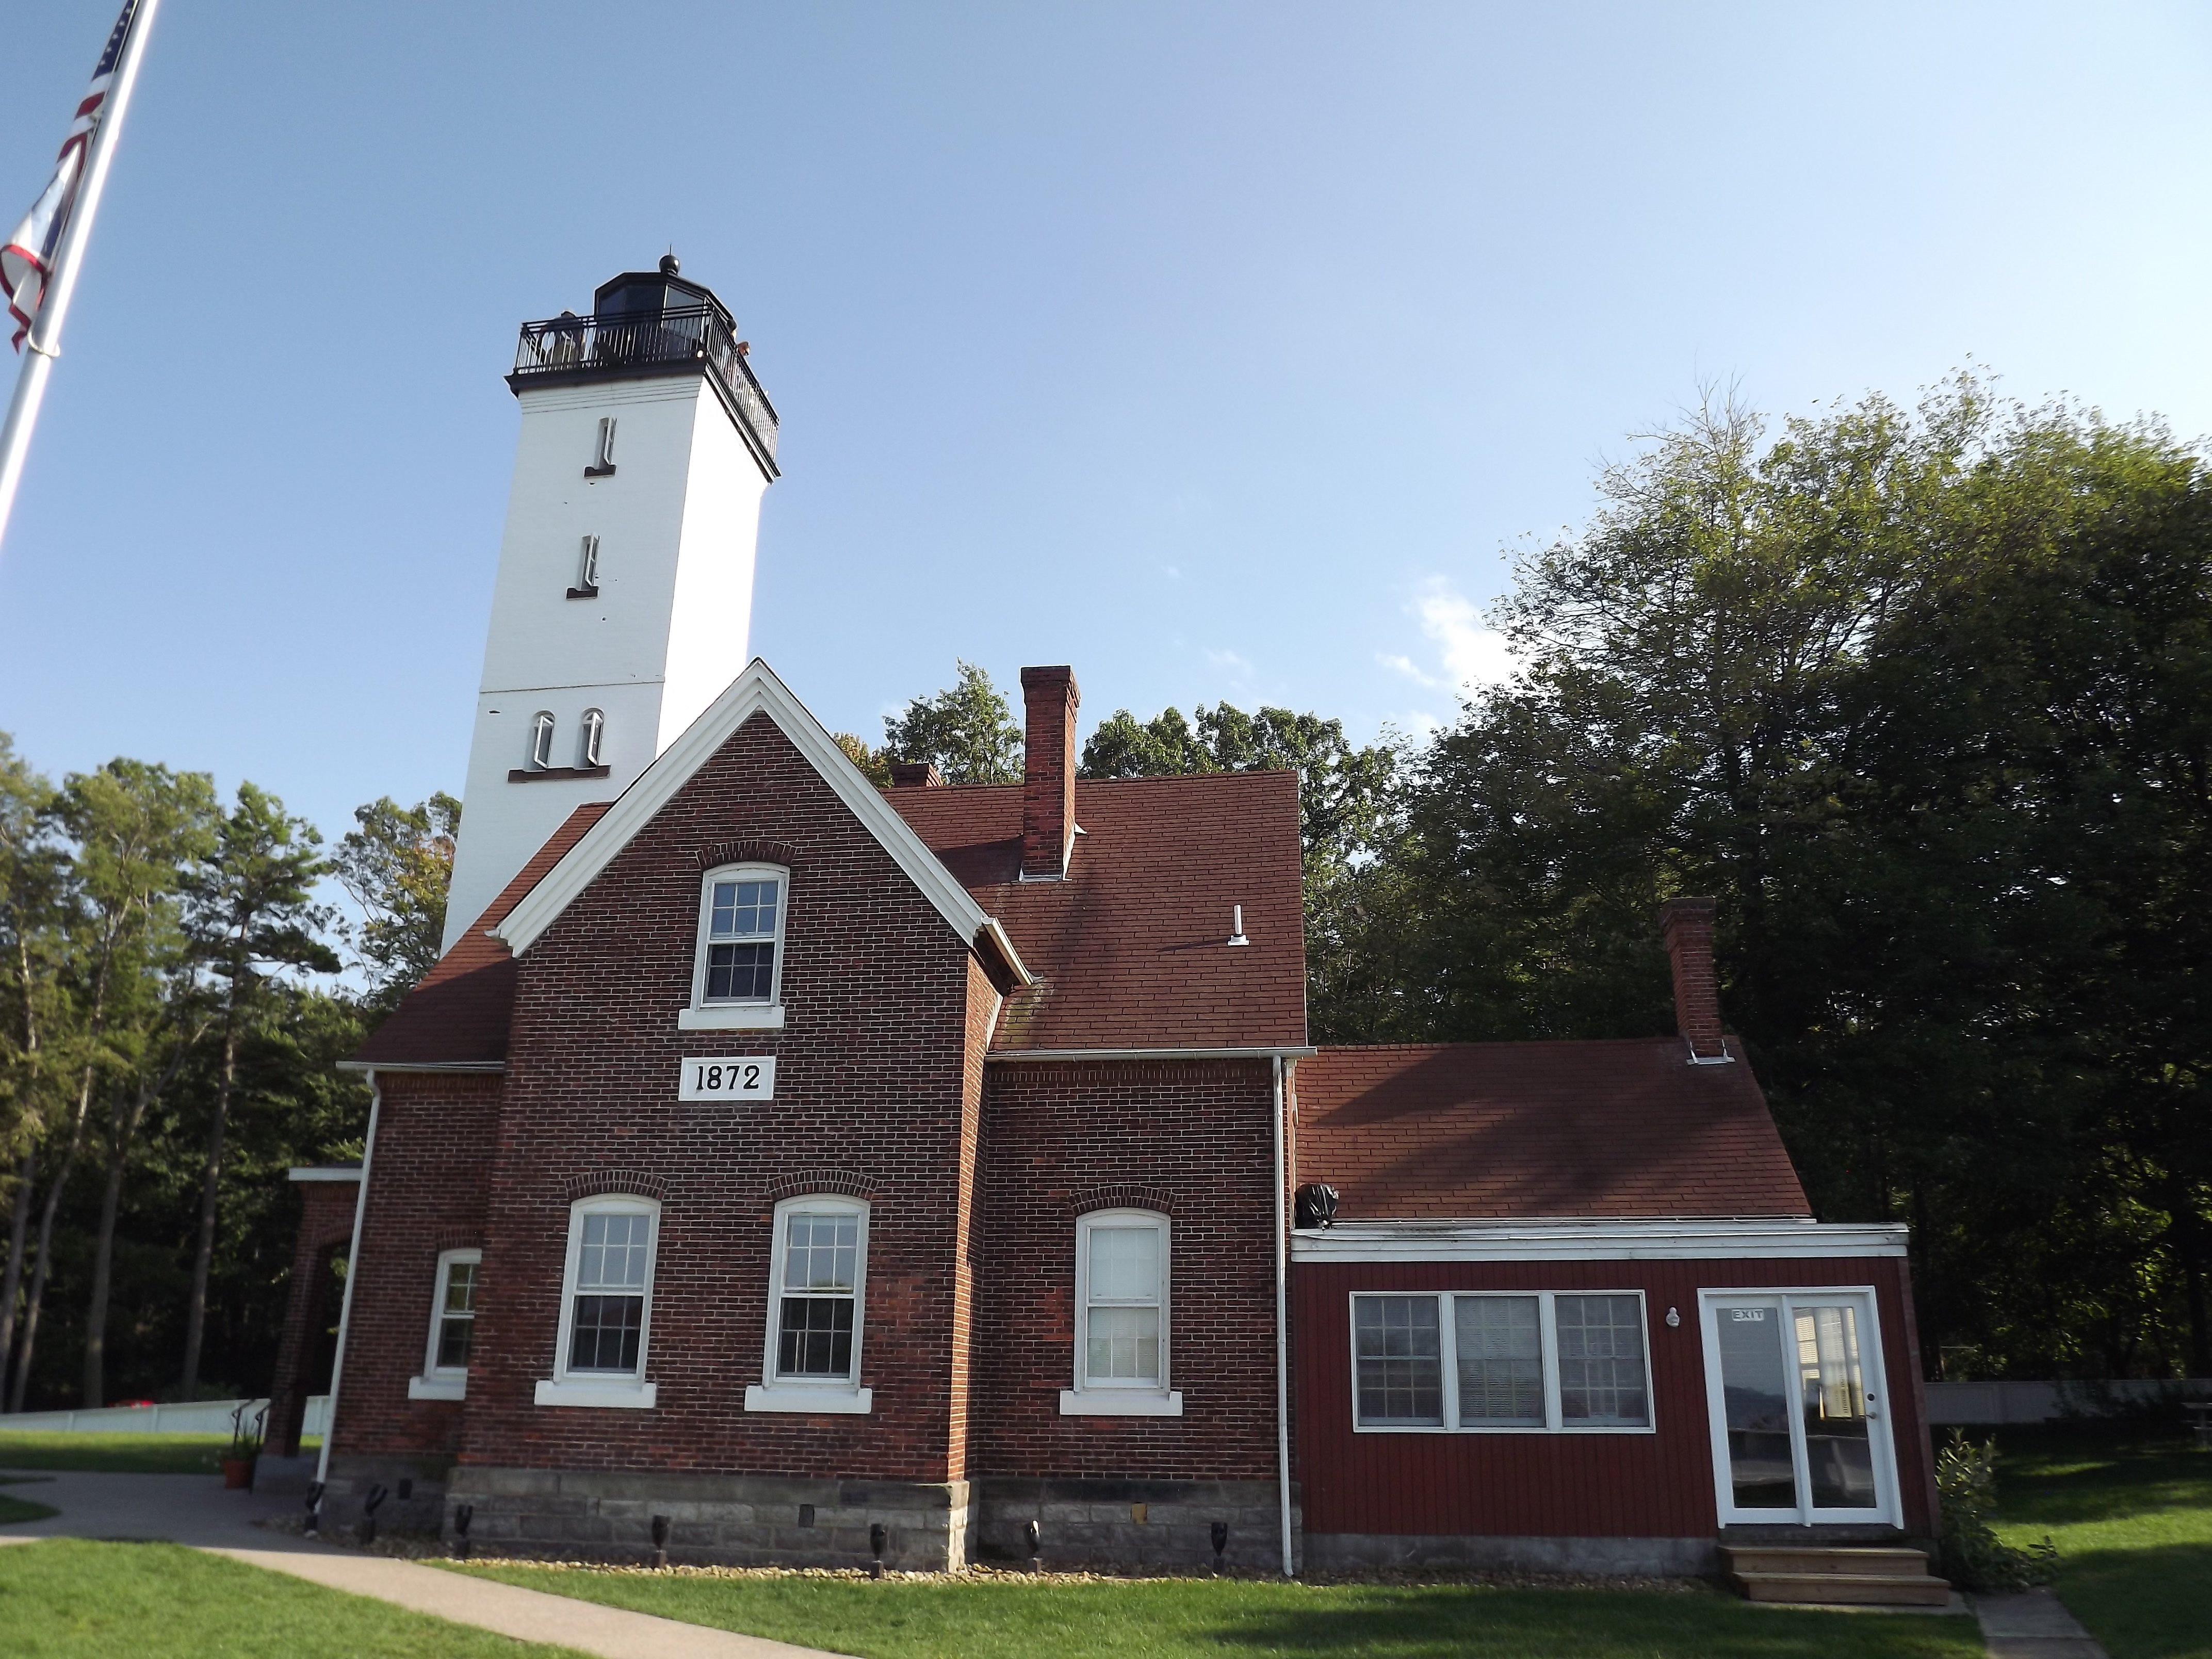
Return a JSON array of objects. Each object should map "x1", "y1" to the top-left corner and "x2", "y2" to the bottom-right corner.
[
  {"x1": 1273, "y1": 1054, "x2": 1293, "y2": 1577},
  {"x1": 315, "y1": 1071, "x2": 381, "y2": 1486},
  {"x1": 1293, "y1": 1217, "x2": 1908, "y2": 1262}
]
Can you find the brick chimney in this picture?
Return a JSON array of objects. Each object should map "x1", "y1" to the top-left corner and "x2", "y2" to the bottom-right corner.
[
  {"x1": 888, "y1": 760, "x2": 944, "y2": 788},
  {"x1": 1020, "y1": 665, "x2": 1079, "y2": 880},
  {"x1": 1658, "y1": 897, "x2": 1730, "y2": 1062}
]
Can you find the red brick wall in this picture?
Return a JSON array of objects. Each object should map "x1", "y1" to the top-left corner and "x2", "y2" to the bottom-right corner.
[
  {"x1": 329, "y1": 1072, "x2": 501, "y2": 1459},
  {"x1": 972, "y1": 1058, "x2": 1282, "y2": 1481},
  {"x1": 457, "y1": 713, "x2": 985, "y2": 1481},
  {"x1": 1294, "y1": 1254, "x2": 1935, "y2": 1538}
]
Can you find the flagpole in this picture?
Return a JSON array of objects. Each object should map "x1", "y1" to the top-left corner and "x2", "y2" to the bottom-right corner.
[{"x1": 0, "y1": 0, "x2": 162, "y2": 560}]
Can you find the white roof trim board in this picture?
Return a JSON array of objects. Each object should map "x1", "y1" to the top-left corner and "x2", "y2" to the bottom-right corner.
[
  {"x1": 493, "y1": 658, "x2": 1030, "y2": 984},
  {"x1": 1292, "y1": 1218, "x2": 1907, "y2": 1263}
]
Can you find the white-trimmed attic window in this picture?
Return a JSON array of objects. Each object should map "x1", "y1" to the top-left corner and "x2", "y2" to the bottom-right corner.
[
  {"x1": 534, "y1": 1196, "x2": 659, "y2": 1409},
  {"x1": 528, "y1": 711, "x2": 556, "y2": 771},
  {"x1": 1062, "y1": 1209, "x2": 1182, "y2": 1417},
  {"x1": 578, "y1": 708, "x2": 605, "y2": 769},
  {"x1": 406, "y1": 1247, "x2": 479, "y2": 1402},
  {"x1": 678, "y1": 864, "x2": 786, "y2": 1030},
  {"x1": 747, "y1": 1195, "x2": 872, "y2": 1414}
]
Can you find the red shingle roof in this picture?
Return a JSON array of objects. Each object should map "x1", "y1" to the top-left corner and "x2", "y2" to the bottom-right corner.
[
  {"x1": 352, "y1": 803, "x2": 611, "y2": 1069},
  {"x1": 1294, "y1": 1039, "x2": 1810, "y2": 1220},
  {"x1": 888, "y1": 772, "x2": 1308, "y2": 1051}
]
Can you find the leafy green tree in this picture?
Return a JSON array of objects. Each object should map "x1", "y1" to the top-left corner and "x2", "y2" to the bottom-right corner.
[
  {"x1": 1081, "y1": 707, "x2": 1214, "y2": 779},
  {"x1": 1351, "y1": 377, "x2": 2212, "y2": 1377},
  {"x1": 177, "y1": 785, "x2": 338, "y2": 1393},
  {"x1": 334, "y1": 793, "x2": 459, "y2": 1007},
  {"x1": 1081, "y1": 703, "x2": 1397, "y2": 878},
  {"x1": 61, "y1": 762, "x2": 222, "y2": 1407},
  {"x1": 834, "y1": 733, "x2": 893, "y2": 787},
  {"x1": 0, "y1": 736, "x2": 64, "y2": 1395},
  {"x1": 883, "y1": 662, "x2": 1023, "y2": 784}
]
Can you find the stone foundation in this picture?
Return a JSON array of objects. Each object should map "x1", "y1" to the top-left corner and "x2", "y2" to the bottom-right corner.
[
  {"x1": 1303, "y1": 1532, "x2": 1717, "y2": 1577},
  {"x1": 973, "y1": 1477, "x2": 1297, "y2": 1574},
  {"x1": 320, "y1": 1453, "x2": 458, "y2": 1534},
  {"x1": 443, "y1": 1467, "x2": 975, "y2": 1572}
]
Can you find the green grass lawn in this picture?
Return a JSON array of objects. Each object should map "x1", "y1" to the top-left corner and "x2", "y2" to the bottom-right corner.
[
  {"x1": 0, "y1": 1431, "x2": 318, "y2": 1475},
  {"x1": 451, "y1": 1561, "x2": 1983, "y2": 1659},
  {"x1": 0, "y1": 1538, "x2": 586, "y2": 1658},
  {"x1": 1991, "y1": 1422, "x2": 2212, "y2": 1659}
]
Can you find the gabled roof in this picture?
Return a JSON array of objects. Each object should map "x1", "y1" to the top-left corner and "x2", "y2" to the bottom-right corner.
[
  {"x1": 350, "y1": 802, "x2": 611, "y2": 1070},
  {"x1": 887, "y1": 771, "x2": 1307, "y2": 1051},
  {"x1": 492, "y1": 659, "x2": 1027, "y2": 985},
  {"x1": 354, "y1": 669, "x2": 1307, "y2": 1067},
  {"x1": 1294, "y1": 1039, "x2": 1811, "y2": 1221}
]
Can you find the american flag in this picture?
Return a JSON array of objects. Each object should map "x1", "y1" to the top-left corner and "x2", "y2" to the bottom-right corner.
[{"x1": 4, "y1": 1, "x2": 142, "y2": 351}]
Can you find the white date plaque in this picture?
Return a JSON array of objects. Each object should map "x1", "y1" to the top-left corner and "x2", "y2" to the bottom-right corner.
[{"x1": 678, "y1": 1056, "x2": 776, "y2": 1102}]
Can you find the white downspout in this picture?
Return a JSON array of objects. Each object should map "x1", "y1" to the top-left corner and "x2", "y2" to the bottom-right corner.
[
  {"x1": 1273, "y1": 1054, "x2": 1293, "y2": 1577},
  {"x1": 315, "y1": 1071, "x2": 381, "y2": 1486}
]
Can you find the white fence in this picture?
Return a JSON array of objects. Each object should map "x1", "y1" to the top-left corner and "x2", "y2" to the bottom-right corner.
[
  {"x1": 1926, "y1": 1378, "x2": 2211, "y2": 1425},
  {"x1": 0, "y1": 1395, "x2": 329, "y2": 1437}
]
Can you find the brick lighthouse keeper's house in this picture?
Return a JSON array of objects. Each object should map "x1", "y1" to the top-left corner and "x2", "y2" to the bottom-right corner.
[{"x1": 268, "y1": 261, "x2": 1942, "y2": 1585}]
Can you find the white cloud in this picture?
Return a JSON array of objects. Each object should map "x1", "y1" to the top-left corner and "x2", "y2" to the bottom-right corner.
[
  {"x1": 1376, "y1": 650, "x2": 1446, "y2": 691},
  {"x1": 1206, "y1": 647, "x2": 1255, "y2": 678},
  {"x1": 1410, "y1": 577, "x2": 1512, "y2": 692}
]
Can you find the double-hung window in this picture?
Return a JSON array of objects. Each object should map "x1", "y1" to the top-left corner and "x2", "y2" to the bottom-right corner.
[
  {"x1": 680, "y1": 864, "x2": 787, "y2": 1030},
  {"x1": 747, "y1": 1196, "x2": 871, "y2": 1413},
  {"x1": 536, "y1": 1197, "x2": 659, "y2": 1409},
  {"x1": 1352, "y1": 1291, "x2": 1652, "y2": 1433},
  {"x1": 407, "y1": 1248, "x2": 480, "y2": 1401},
  {"x1": 1062, "y1": 1209, "x2": 1182, "y2": 1416}
]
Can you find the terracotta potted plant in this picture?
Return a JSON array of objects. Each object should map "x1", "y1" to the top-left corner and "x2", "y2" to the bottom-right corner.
[{"x1": 221, "y1": 1402, "x2": 265, "y2": 1490}]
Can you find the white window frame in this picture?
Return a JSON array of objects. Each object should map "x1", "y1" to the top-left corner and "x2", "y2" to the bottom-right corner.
[
  {"x1": 578, "y1": 533, "x2": 600, "y2": 590},
  {"x1": 578, "y1": 707, "x2": 605, "y2": 769},
  {"x1": 406, "y1": 1247, "x2": 479, "y2": 1402},
  {"x1": 747, "y1": 1194, "x2": 872, "y2": 1414},
  {"x1": 528, "y1": 711, "x2": 556, "y2": 771},
  {"x1": 535, "y1": 1196, "x2": 659, "y2": 1409},
  {"x1": 1348, "y1": 1289, "x2": 1655, "y2": 1435},
  {"x1": 1696, "y1": 1286, "x2": 1900, "y2": 1526},
  {"x1": 1062, "y1": 1208, "x2": 1182, "y2": 1417},
  {"x1": 679, "y1": 863, "x2": 789, "y2": 1030}
]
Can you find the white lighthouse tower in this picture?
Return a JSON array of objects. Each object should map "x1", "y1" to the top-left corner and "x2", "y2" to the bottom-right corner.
[{"x1": 441, "y1": 257, "x2": 778, "y2": 952}]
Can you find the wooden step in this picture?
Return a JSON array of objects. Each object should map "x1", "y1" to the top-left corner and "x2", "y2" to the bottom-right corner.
[
  {"x1": 1731, "y1": 1570, "x2": 1954, "y2": 1606},
  {"x1": 1721, "y1": 1543, "x2": 1951, "y2": 1607},
  {"x1": 1721, "y1": 1545, "x2": 1937, "y2": 1578}
]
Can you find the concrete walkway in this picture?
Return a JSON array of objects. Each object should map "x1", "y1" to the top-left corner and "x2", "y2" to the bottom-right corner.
[
  {"x1": 1971, "y1": 1590, "x2": 2110, "y2": 1659},
  {"x1": 0, "y1": 1468, "x2": 843, "y2": 1659}
]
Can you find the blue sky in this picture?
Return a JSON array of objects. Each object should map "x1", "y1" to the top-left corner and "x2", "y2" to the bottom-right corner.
[{"x1": 3, "y1": 1, "x2": 2209, "y2": 855}]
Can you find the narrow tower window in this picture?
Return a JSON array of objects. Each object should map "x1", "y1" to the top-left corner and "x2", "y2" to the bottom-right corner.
[
  {"x1": 578, "y1": 708, "x2": 605, "y2": 769},
  {"x1": 584, "y1": 417, "x2": 617, "y2": 477},
  {"x1": 567, "y1": 534, "x2": 600, "y2": 599},
  {"x1": 529, "y1": 711, "x2": 556, "y2": 770}
]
